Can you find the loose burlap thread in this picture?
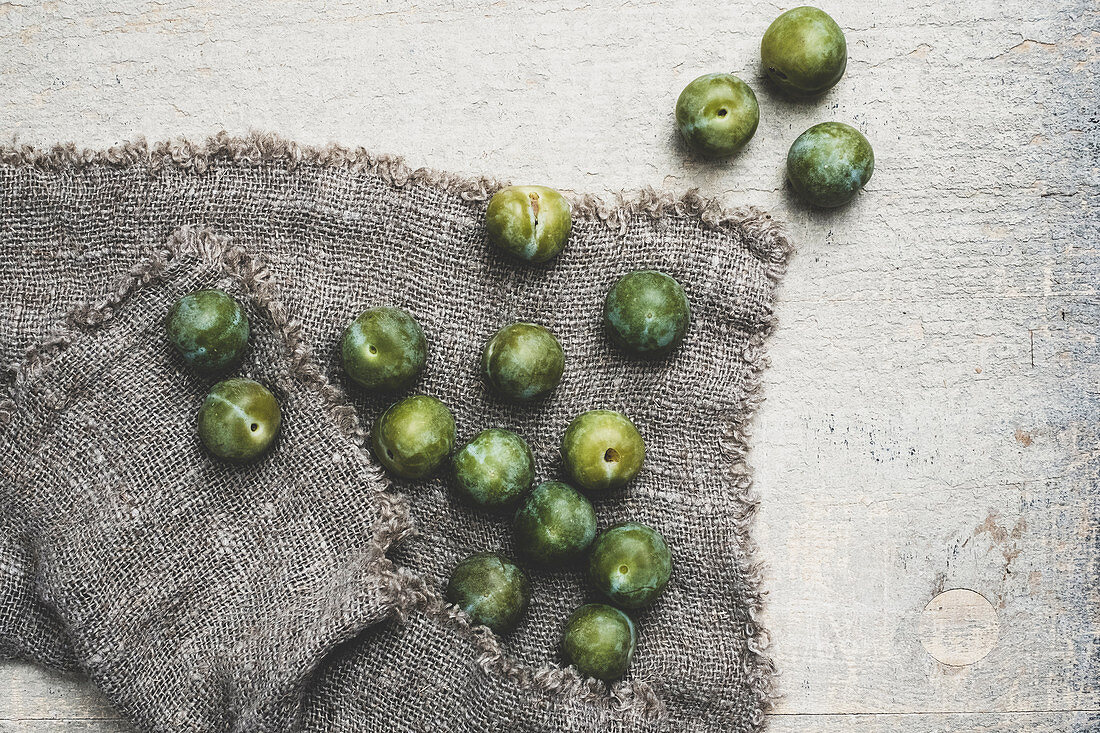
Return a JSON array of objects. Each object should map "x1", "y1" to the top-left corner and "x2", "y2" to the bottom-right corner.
[{"x1": 0, "y1": 133, "x2": 790, "y2": 732}]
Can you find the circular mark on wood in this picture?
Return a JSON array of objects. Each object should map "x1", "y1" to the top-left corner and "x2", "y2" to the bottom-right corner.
[{"x1": 918, "y1": 589, "x2": 999, "y2": 666}]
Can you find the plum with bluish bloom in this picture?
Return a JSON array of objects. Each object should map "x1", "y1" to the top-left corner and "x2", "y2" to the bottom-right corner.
[
  {"x1": 452, "y1": 428, "x2": 535, "y2": 508},
  {"x1": 588, "y1": 522, "x2": 672, "y2": 609},
  {"x1": 787, "y1": 122, "x2": 874, "y2": 208},
  {"x1": 446, "y1": 552, "x2": 530, "y2": 635},
  {"x1": 482, "y1": 322, "x2": 565, "y2": 401},
  {"x1": 604, "y1": 271, "x2": 690, "y2": 357},
  {"x1": 166, "y1": 289, "x2": 249, "y2": 375},
  {"x1": 197, "y1": 378, "x2": 281, "y2": 462},
  {"x1": 513, "y1": 481, "x2": 597, "y2": 565},
  {"x1": 341, "y1": 307, "x2": 426, "y2": 391},
  {"x1": 761, "y1": 6, "x2": 847, "y2": 97},
  {"x1": 561, "y1": 410, "x2": 645, "y2": 493},
  {"x1": 675, "y1": 73, "x2": 759, "y2": 159},
  {"x1": 486, "y1": 185, "x2": 571, "y2": 263},
  {"x1": 561, "y1": 603, "x2": 637, "y2": 681},
  {"x1": 371, "y1": 395, "x2": 456, "y2": 479}
]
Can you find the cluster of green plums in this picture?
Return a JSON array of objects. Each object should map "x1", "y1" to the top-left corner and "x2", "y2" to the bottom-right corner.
[
  {"x1": 348, "y1": 308, "x2": 677, "y2": 684},
  {"x1": 443, "y1": 414, "x2": 671, "y2": 683},
  {"x1": 165, "y1": 289, "x2": 283, "y2": 462},
  {"x1": 359, "y1": 190, "x2": 683, "y2": 682},
  {"x1": 675, "y1": 6, "x2": 874, "y2": 208},
  {"x1": 164, "y1": 189, "x2": 686, "y2": 683}
]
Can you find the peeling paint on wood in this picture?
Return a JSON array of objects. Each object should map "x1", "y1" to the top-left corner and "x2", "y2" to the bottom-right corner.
[{"x1": 0, "y1": 0, "x2": 1096, "y2": 730}]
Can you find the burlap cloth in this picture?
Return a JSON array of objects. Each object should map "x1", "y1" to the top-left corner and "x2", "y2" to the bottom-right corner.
[{"x1": 0, "y1": 133, "x2": 790, "y2": 732}]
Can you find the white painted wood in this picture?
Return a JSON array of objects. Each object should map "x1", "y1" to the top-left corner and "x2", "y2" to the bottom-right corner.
[
  {"x1": 0, "y1": 0, "x2": 1096, "y2": 729},
  {"x1": 0, "y1": 662, "x2": 122, "y2": 723},
  {"x1": 769, "y1": 711, "x2": 1100, "y2": 732}
]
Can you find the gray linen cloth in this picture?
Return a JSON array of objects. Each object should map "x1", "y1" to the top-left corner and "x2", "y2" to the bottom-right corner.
[{"x1": 0, "y1": 133, "x2": 789, "y2": 732}]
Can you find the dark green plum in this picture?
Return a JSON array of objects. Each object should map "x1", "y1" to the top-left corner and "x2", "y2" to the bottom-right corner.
[
  {"x1": 197, "y1": 378, "x2": 281, "y2": 462},
  {"x1": 341, "y1": 307, "x2": 426, "y2": 391},
  {"x1": 371, "y1": 395, "x2": 456, "y2": 479},
  {"x1": 787, "y1": 122, "x2": 874, "y2": 208},
  {"x1": 675, "y1": 73, "x2": 759, "y2": 158},
  {"x1": 561, "y1": 604, "x2": 637, "y2": 681},
  {"x1": 446, "y1": 552, "x2": 530, "y2": 635},
  {"x1": 604, "y1": 271, "x2": 690, "y2": 357},
  {"x1": 482, "y1": 322, "x2": 565, "y2": 401},
  {"x1": 561, "y1": 410, "x2": 645, "y2": 493},
  {"x1": 166, "y1": 289, "x2": 249, "y2": 375},
  {"x1": 452, "y1": 428, "x2": 535, "y2": 508},
  {"x1": 486, "y1": 185, "x2": 571, "y2": 263},
  {"x1": 761, "y1": 7, "x2": 847, "y2": 97},
  {"x1": 588, "y1": 522, "x2": 672, "y2": 609},
  {"x1": 513, "y1": 481, "x2": 597, "y2": 565}
]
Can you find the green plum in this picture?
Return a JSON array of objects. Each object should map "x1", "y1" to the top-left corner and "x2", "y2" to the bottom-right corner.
[
  {"x1": 197, "y1": 378, "x2": 281, "y2": 462},
  {"x1": 341, "y1": 307, "x2": 426, "y2": 391},
  {"x1": 446, "y1": 552, "x2": 530, "y2": 635},
  {"x1": 675, "y1": 73, "x2": 760, "y2": 158},
  {"x1": 787, "y1": 122, "x2": 874, "y2": 207},
  {"x1": 761, "y1": 6, "x2": 847, "y2": 97},
  {"x1": 561, "y1": 603, "x2": 637, "y2": 681},
  {"x1": 166, "y1": 289, "x2": 249, "y2": 375},
  {"x1": 588, "y1": 522, "x2": 672, "y2": 609},
  {"x1": 561, "y1": 410, "x2": 645, "y2": 493},
  {"x1": 452, "y1": 428, "x2": 535, "y2": 508},
  {"x1": 371, "y1": 395, "x2": 456, "y2": 479},
  {"x1": 604, "y1": 270, "x2": 690, "y2": 357},
  {"x1": 486, "y1": 185, "x2": 571, "y2": 263},
  {"x1": 513, "y1": 481, "x2": 597, "y2": 565},
  {"x1": 482, "y1": 322, "x2": 565, "y2": 402}
]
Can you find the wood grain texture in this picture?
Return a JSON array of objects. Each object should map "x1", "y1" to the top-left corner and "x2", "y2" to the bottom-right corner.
[
  {"x1": 0, "y1": 0, "x2": 1096, "y2": 729},
  {"x1": 0, "y1": 663, "x2": 122, "y2": 724},
  {"x1": 769, "y1": 711, "x2": 1100, "y2": 733}
]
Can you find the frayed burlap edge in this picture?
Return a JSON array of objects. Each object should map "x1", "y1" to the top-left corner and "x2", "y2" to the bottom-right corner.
[
  {"x1": 0, "y1": 134, "x2": 791, "y2": 728},
  {"x1": 0, "y1": 130, "x2": 788, "y2": 264}
]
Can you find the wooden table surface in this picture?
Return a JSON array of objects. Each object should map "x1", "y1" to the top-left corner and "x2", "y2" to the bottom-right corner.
[{"x1": 1, "y1": 1, "x2": 1096, "y2": 730}]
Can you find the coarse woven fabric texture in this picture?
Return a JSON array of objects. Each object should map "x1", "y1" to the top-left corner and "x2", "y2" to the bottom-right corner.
[{"x1": 0, "y1": 133, "x2": 791, "y2": 733}]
